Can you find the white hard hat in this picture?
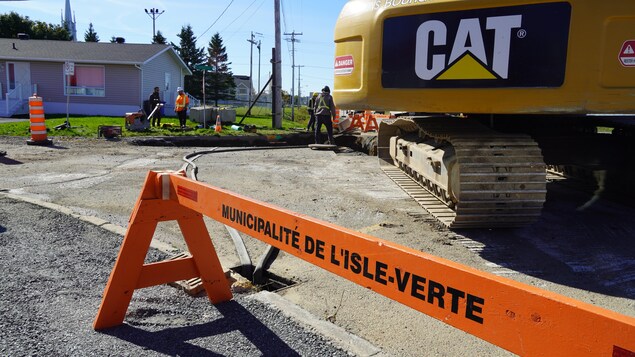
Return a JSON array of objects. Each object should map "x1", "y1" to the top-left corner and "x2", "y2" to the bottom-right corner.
[{"x1": 177, "y1": 87, "x2": 183, "y2": 92}]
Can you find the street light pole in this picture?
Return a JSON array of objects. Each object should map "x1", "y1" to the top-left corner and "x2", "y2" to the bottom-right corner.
[{"x1": 144, "y1": 8, "x2": 164, "y2": 40}]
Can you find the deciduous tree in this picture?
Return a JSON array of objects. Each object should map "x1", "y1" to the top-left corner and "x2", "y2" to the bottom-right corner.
[{"x1": 0, "y1": 12, "x2": 70, "y2": 40}]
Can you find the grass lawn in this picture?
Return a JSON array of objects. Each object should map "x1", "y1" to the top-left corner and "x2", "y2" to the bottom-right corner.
[{"x1": 0, "y1": 106, "x2": 311, "y2": 137}]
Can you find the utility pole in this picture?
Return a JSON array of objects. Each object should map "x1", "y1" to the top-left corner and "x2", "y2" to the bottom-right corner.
[
  {"x1": 144, "y1": 8, "x2": 164, "y2": 40},
  {"x1": 284, "y1": 31, "x2": 302, "y2": 121},
  {"x1": 296, "y1": 65, "x2": 304, "y2": 105},
  {"x1": 247, "y1": 31, "x2": 263, "y2": 114},
  {"x1": 257, "y1": 40, "x2": 262, "y2": 94},
  {"x1": 273, "y1": 0, "x2": 282, "y2": 129}
]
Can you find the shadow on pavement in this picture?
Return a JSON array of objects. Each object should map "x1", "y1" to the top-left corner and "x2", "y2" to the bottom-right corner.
[
  {"x1": 101, "y1": 300, "x2": 300, "y2": 357},
  {"x1": 454, "y1": 181, "x2": 635, "y2": 300},
  {"x1": 0, "y1": 156, "x2": 23, "y2": 165}
]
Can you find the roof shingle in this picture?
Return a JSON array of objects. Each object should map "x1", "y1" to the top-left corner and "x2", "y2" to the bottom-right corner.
[{"x1": 0, "y1": 38, "x2": 174, "y2": 65}]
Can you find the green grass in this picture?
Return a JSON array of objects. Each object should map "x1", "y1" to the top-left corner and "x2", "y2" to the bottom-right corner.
[{"x1": 0, "y1": 106, "x2": 312, "y2": 137}]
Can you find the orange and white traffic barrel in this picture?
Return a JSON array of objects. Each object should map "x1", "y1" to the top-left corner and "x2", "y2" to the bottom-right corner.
[{"x1": 26, "y1": 95, "x2": 52, "y2": 146}]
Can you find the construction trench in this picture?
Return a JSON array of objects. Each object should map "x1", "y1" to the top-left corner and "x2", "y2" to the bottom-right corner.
[{"x1": 0, "y1": 134, "x2": 634, "y2": 356}]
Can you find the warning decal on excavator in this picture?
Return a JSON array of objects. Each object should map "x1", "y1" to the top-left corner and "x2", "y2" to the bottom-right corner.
[
  {"x1": 382, "y1": 2, "x2": 571, "y2": 88},
  {"x1": 619, "y1": 40, "x2": 635, "y2": 67},
  {"x1": 335, "y1": 55, "x2": 355, "y2": 75}
]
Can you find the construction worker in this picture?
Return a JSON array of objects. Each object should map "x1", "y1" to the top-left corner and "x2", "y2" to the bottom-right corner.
[
  {"x1": 313, "y1": 86, "x2": 336, "y2": 145},
  {"x1": 148, "y1": 86, "x2": 163, "y2": 127},
  {"x1": 175, "y1": 87, "x2": 189, "y2": 129},
  {"x1": 307, "y1": 92, "x2": 318, "y2": 132}
]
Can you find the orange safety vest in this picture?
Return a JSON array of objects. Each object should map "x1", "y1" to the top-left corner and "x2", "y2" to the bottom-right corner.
[{"x1": 175, "y1": 94, "x2": 189, "y2": 111}]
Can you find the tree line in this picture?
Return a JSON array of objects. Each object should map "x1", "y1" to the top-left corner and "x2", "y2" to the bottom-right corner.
[{"x1": 0, "y1": 12, "x2": 235, "y2": 104}]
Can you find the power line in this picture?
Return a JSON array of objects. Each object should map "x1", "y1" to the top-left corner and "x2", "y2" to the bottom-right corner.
[
  {"x1": 220, "y1": 0, "x2": 259, "y2": 33},
  {"x1": 199, "y1": 0, "x2": 234, "y2": 39},
  {"x1": 224, "y1": 0, "x2": 266, "y2": 43},
  {"x1": 280, "y1": 0, "x2": 288, "y2": 32}
]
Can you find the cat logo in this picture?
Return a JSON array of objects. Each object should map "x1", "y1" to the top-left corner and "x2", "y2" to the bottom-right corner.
[
  {"x1": 381, "y1": 3, "x2": 571, "y2": 89},
  {"x1": 415, "y1": 15, "x2": 522, "y2": 80}
]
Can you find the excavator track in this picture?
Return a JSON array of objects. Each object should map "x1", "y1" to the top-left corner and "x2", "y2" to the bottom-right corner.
[{"x1": 380, "y1": 117, "x2": 547, "y2": 228}]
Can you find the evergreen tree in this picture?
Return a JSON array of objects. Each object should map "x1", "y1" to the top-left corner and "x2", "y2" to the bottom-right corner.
[
  {"x1": 0, "y1": 12, "x2": 70, "y2": 40},
  {"x1": 84, "y1": 22, "x2": 99, "y2": 42},
  {"x1": 206, "y1": 32, "x2": 236, "y2": 106},
  {"x1": 152, "y1": 30, "x2": 167, "y2": 45},
  {"x1": 173, "y1": 25, "x2": 205, "y2": 98}
]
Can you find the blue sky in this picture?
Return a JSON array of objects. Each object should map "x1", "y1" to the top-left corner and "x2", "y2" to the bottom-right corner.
[{"x1": 1, "y1": 0, "x2": 350, "y2": 96}]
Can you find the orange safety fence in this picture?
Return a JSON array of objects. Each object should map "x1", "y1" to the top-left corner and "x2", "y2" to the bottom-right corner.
[{"x1": 93, "y1": 171, "x2": 635, "y2": 356}]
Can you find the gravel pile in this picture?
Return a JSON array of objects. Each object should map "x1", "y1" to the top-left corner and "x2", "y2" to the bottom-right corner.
[{"x1": 0, "y1": 196, "x2": 351, "y2": 356}]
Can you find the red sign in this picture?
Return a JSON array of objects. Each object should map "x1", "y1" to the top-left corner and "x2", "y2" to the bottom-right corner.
[
  {"x1": 334, "y1": 55, "x2": 354, "y2": 76},
  {"x1": 618, "y1": 40, "x2": 635, "y2": 67}
]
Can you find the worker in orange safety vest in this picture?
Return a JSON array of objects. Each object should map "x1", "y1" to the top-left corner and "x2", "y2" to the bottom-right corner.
[{"x1": 175, "y1": 87, "x2": 190, "y2": 129}]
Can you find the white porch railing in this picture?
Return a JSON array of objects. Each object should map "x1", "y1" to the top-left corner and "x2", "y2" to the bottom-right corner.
[
  {"x1": 187, "y1": 93, "x2": 201, "y2": 108},
  {"x1": 5, "y1": 84, "x2": 23, "y2": 116}
]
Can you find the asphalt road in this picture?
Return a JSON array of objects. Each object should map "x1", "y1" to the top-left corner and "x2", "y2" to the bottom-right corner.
[
  {"x1": 0, "y1": 135, "x2": 633, "y2": 356},
  {"x1": 0, "y1": 196, "x2": 361, "y2": 357}
]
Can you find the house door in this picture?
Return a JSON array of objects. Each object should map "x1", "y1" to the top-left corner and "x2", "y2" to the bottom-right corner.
[
  {"x1": 6, "y1": 62, "x2": 31, "y2": 99},
  {"x1": 164, "y1": 72, "x2": 172, "y2": 105}
]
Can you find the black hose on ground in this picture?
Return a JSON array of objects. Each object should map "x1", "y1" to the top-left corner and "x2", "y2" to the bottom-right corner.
[{"x1": 180, "y1": 145, "x2": 307, "y2": 285}]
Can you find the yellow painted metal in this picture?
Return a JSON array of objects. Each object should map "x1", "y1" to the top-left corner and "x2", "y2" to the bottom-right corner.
[{"x1": 334, "y1": 0, "x2": 635, "y2": 114}]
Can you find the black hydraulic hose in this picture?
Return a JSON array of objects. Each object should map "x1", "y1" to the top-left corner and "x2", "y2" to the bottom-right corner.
[
  {"x1": 179, "y1": 145, "x2": 308, "y2": 283},
  {"x1": 181, "y1": 145, "x2": 307, "y2": 181}
]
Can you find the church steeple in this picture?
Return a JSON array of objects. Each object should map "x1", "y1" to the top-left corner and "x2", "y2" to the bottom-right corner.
[{"x1": 62, "y1": 0, "x2": 77, "y2": 41}]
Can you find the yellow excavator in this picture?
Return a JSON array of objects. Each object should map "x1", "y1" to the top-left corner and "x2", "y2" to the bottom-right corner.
[{"x1": 334, "y1": 0, "x2": 635, "y2": 228}]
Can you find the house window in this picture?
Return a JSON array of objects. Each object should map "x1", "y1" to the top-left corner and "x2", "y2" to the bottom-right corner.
[{"x1": 64, "y1": 65, "x2": 105, "y2": 96}]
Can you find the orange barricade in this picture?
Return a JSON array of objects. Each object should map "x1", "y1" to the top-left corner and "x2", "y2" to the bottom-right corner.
[
  {"x1": 348, "y1": 113, "x2": 365, "y2": 131},
  {"x1": 26, "y1": 96, "x2": 52, "y2": 145},
  {"x1": 93, "y1": 171, "x2": 635, "y2": 356},
  {"x1": 363, "y1": 112, "x2": 378, "y2": 132}
]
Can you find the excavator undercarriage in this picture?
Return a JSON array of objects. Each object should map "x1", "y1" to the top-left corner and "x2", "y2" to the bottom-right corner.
[{"x1": 379, "y1": 117, "x2": 547, "y2": 228}]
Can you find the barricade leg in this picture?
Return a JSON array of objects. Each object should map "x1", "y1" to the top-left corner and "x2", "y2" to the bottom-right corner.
[
  {"x1": 349, "y1": 114, "x2": 364, "y2": 130},
  {"x1": 177, "y1": 213, "x2": 231, "y2": 298},
  {"x1": 93, "y1": 172, "x2": 232, "y2": 330},
  {"x1": 364, "y1": 115, "x2": 378, "y2": 132}
]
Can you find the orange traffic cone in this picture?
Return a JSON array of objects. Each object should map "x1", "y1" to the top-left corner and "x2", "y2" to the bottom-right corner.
[{"x1": 214, "y1": 115, "x2": 221, "y2": 133}]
